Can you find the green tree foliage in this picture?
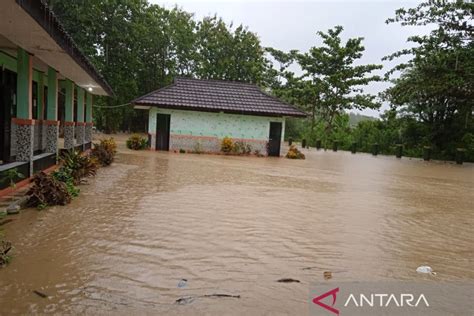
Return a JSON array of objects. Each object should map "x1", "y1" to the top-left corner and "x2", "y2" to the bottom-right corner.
[
  {"x1": 266, "y1": 27, "x2": 382, "y2": 146},
  {"x1": 296, "y1": 26, "x2": 382, "y2": 135},
  {"x1": 195, "y1": 16, "x2": 266, "y2": 83},
  {"x1": 47, "y1": 1, "x2": 269, "y2": 132},
  {"x1": 383, "y1": 0, "x2": 473, "y2": 159}
]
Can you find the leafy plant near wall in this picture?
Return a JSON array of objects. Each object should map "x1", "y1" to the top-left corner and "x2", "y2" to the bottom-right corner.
[
  {"x1": 0, "y1": 239, "x2": 12, "y2": 266},
  {"x1": 192, "y1": 141, "x2": 204, "y2": 154},
  {"x1": 25, "y1": 140, "x2": 117, "y2": 210},
  {"x1": 0, "y1": 212, "x2": 12, "y2": 266},
  {"x1": 254, "y1": 149, "x2": 264, "y2": 157},
  {"x1": 51, "y1": 167, "x2": 80, "y2": 198},
  {"x1": 221, "y1": 137, "x2": 255, "y2": 155},
  {"x1": 0, "y1": 169, "x2": 25, "y2": 197},
  {"x1": 92, "y1": 138, "x2": 117, "y2": 166},
  {"x1": 232, "y1": 141, "x2": 252, "y2": 155},
  {"x1": 221, "y1": 137, "x2": 234, "y2": 153},
  {"x1": 286, "y1": 145, "x2": 305, "y2": 160},
  {"x1": 26, "y1": 172, "x2": 72, "y2": 208},
  {"x1": 126, "y1": 134, "x2": 148, "y2": 150},
  {"x1": 60, "y1": 150, "x2": 98, "y2": 185},
  {"x1": 1, "y1": 169, "x2": 24, "y2": 187}
]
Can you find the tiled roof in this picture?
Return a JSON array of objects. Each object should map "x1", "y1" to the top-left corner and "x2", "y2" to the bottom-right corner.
[{"x1": 132, "y1": 77, "x2": 306, "y2": 117}]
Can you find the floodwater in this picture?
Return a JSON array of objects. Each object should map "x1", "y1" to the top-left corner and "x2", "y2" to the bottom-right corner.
[{"x1": 0, "y1": 143, "x2": 473, "y2": 315}]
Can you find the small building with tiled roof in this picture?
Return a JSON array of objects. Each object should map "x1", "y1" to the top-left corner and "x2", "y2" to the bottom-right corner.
[{"x1": 133, "y1": 77, "x2": 306, "y2": 156}]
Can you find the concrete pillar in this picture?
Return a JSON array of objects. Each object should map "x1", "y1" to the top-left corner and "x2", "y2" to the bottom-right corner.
[
  {"x1": 75, "y1": 86, "x2": 85, "y2": 149},
  {"x1": 84, "y1": 92, "x2": 93, "y2": 148},
  {"x1": 37, "y1": 72, "x2": 45, "y2": 152},
  {"x1": 64, "y1": 79, "x2": 75, "y2": 149},
  {"x1": 13, "y1": 48, "x2": 34, "y2": 175},
  {"x1": 45, "y1": 67, "x2": 59, "y2": 155},
  {"x1": 37, "y1": 72, "x2": 45, "y2": 120}
]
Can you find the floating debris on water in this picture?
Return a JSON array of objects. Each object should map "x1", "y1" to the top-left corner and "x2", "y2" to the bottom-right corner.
[
  {"x1": 175, "y1": 296, "x2": 195, "y2": 305},
  {"x1": 416, "y1": 266, "x2": 436, "y2": 275},
  {"x1": 33, "y1": 290, "x2": 48, "y2": 298},
  {"x1": 177, "y1": 279, "x2": 187, "y2": 288},
  {"x1": 203, "y1": 294, "x2": 240, "y2": 299},
  {"x1": 323, "y1": 271, "x2": 332, "y2": 280},
  {"x1": 277, "y1": 278, "x2": 300, "y2": 283}
]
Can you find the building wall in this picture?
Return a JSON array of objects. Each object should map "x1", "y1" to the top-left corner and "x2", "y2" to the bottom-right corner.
[{"x1": 148, "y1": 107, "x2": 286, "y2": 155}]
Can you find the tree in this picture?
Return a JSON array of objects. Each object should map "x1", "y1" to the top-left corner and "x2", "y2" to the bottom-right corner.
[
  {"x1": 384, "y1": 0, "x2": 473, "y2": 157},
  {"x1": 47, "y1": 2, "x2": 270, "y2": 131},
  {"x1": 295, "y1": 26, "x2": 382, "y2": 141},
  {"x1": 195, "y1": 16, "x2": 267, "y2": 83}
]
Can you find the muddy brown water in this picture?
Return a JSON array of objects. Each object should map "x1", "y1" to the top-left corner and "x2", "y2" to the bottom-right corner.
[{"x1": 0, "y1": 145, "x2": 473, "y2": 315}]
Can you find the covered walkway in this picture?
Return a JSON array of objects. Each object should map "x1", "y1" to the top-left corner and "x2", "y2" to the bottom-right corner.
[{"x1": 0, "y1": 0, "x2": 112, "y2": 190}]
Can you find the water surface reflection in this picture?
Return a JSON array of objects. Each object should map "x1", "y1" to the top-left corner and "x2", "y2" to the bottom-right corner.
[{"x1": 0, "y1": 148, "x2": 472, "y2": 314}]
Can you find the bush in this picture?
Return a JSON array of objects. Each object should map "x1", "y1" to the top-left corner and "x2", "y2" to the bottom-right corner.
[
  {"x1": 286, "y1": 145, "x2": 305, "y2": 159},
  {"x1": 0, "y1": 240, "x2": 12, "y2": 266},
  {"x1": 92, "y1": 138, "x2": 117, "y2": 166},
  {"x1": 27, "y1": 172, "x2": 72, "y2": 208},
  {"x1": 254, "y1": 149, "x2": 264, "y2": 157},
  {"x1": 126, "y1": 134, "x2": 148, "y2": 150},
  {"x1": 60, "y1": 150, "x2": 98, "y2": 185},
  {"x1": 221, "y1": 136, "x2": 234, "y2": 153},
  {"x1": 232, "y1": 141, "x2": 252, "y2": 155},
  {"x1": 192, "y1": 141, "x2": 204, "y2": 154},
  {"x1": 52, "y1": 167, "x2": 80, "y2": 197}
]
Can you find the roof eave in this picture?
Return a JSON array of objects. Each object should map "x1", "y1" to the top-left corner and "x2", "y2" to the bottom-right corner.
[
  {"x1": 133, "y1": 101, "x2": 307, "y2": 118},
  {"x1": 16, "y1": 0, "x2": 114, "y2": 96}
]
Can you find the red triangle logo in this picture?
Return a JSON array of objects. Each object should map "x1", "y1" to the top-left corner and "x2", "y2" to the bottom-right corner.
[{"x1": 312, "y1": 287, "x2": 339, "y2": 315}]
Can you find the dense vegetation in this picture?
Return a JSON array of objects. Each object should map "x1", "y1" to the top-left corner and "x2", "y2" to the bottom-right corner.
[{"x1": 47, "y1": 0, "x2": 473, "y2": 161}]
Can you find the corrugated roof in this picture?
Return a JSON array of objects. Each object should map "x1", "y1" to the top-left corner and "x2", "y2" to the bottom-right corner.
[{"x1": 133, "y1": 77, "x2": 306, "y2": 117}]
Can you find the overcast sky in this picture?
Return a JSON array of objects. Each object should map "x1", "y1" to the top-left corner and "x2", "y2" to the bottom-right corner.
[{"x1": 152, "y1": 0, "x2": 427, "y2": 117}]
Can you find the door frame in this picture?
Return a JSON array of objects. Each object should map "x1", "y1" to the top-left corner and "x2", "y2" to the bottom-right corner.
[
  {"x1": 0, "y1": 68, "x2": 16, "y2": 163},
  {"x1": 268, "y1": 121, "x2": 282, "y2": 157},
  {"x1": 155, "y1": 113, "x2": 171, "y2": 151}
]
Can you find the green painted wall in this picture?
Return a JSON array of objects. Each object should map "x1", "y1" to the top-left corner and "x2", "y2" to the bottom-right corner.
[
  {"x1": 47, "y1": 67, "x2": 57, "y2": 120},
  {"x1": 86, "y1": 92, "x2": 93, "y2": 122},
  {"x1": 37, "y1": 72, "x2": 44, "y2": 119},
  {"x1": 64, "y1": 79, "x2": 74, "y2": 121},
  {"x1": 76, "y1": 86, "x2": 85, "y2": 122},
  {"x1": 1, "y1": 52, "x2": 49, "y2": 87},
  {"x1": 16, "y1": 48, "x2": 31, "y2": 119},
  {"x1": 0, "y1": 52, "x2": 17, "y2": 72},
  {"x1": 148, "y1": 108, "x2": 285, "y2": 141}
]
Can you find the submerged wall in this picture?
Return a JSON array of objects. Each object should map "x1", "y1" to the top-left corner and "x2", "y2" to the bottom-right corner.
[{"x1": 148, "y1": 108, "x2": 286, "y2": 154}]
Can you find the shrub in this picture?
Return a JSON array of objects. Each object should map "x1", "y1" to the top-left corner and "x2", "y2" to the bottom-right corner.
[
  {"x1": 231, "y1": 141, "x2": 252, "y2": 155},
  {"x1": 179, "y1": 148, "x2": 186, "y2": 153},
  {"x1": 27, "y1": 172, "x2": 72, "y2": 208},
  {"x1": 0, "y1": 240, "x2": 12, "y2": 266},
  {"x1": 60, "y1": 150, "x2": 98, "y2": 185},
  {"x1": 92, "y1": 138, "x2": 117, "y2": 166},
  {"x1": 126, "y1": 134, "x2": 148, "y2": 150},
  {"x1": 254, "y1": 149, "x2": 264, "y2": 157},
  {"x1": 286, "y1": 145, "x2": 305, "y2": 159},
  {"x1": 100, "y1": 137, "x2": 117, "y2": 155},
  {"x1": 192, "y1": 141, "x2": 204, "y2": 154},
  {"x1": 52, "y1": 167, "x2": 80, "y2": 197},
  {"x1": 232, "y1": 141, "x2": 244, "y2": 154},
  {"x1": 0, "y1": 168, "x2": 24, "y2": 190},
  {"x1": 221, "y1": 136, "x2": 234, "y2": 153},
  {"x1": 245, "y1": 144, "x2": 252, "y2": 155}
]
